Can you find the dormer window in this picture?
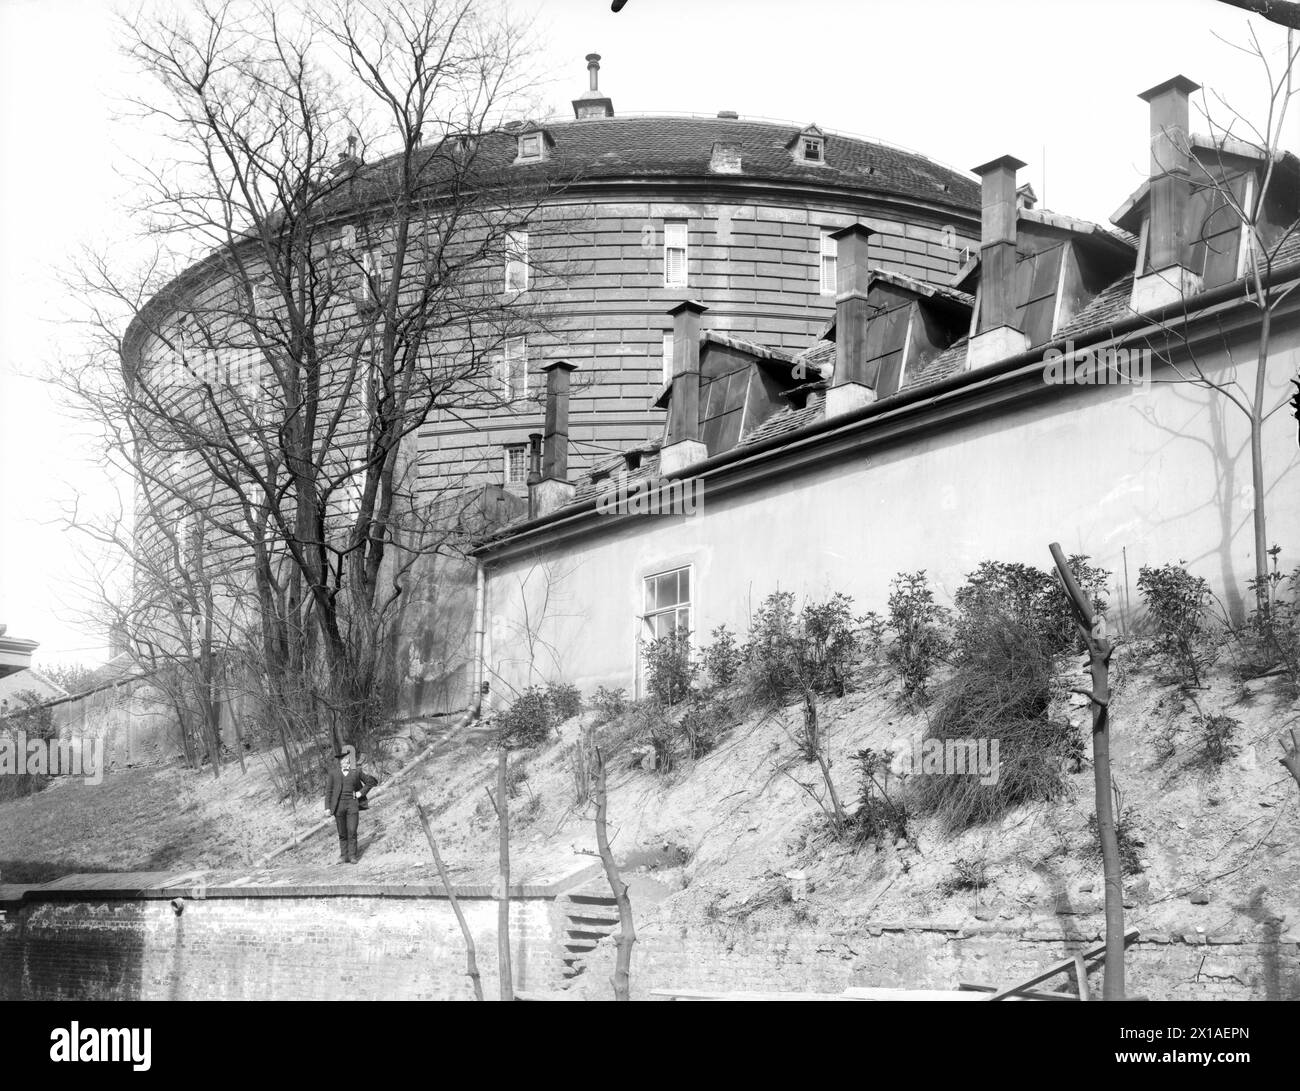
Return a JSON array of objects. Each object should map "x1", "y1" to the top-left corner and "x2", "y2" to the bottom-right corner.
[
  {"x1": 789, "y1": 124, "x2": 827, "y2": 166},
  {"x1": 513, "y1": 126, "x2": 552, "y2": 164},
  {"x1": 519, "y1": 132, "x2": 542, "y2": 160}
]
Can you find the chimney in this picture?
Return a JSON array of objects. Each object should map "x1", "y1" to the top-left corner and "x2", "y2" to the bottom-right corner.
[
  {"x1": 659, "y1": 300, "x2": 709, "y2": 476},
  {"x1": 1131, "y1": 75, "x2": 1203, "y2": 311},
  {"x1": 571, "y1": 53, "x2": 615, "y2": 119},
  {"x1": 531, "y1": 361, "x2": 577, "y2": 517},
  {"x1": 967, "y1": 155, "x2": 1029, "y2": 369},
  {"x1": 825, "y1": 223, "x2": 875, "y2": 420}
]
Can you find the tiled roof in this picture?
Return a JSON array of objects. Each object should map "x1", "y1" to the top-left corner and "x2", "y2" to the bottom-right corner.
[
  {"x1": 736, "y1": 392, "x2": 827, "y2": 447},
  {"x1": 350, "y1": 116, "x2": 980, "y2": 212}
]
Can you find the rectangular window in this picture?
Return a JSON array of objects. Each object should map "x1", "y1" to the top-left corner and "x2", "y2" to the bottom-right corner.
[
  {"x1": 661, "y1": 332, "x2": 674, "y2": 385},
  {"x1": 518, "y1": 133, "x2": 543, "y2": 160},
  {"x1": 642, "y1": 566, "x2": 692, "y2": 643},
  {"x1": 802, "y1": 137, "x2": 823, "y2": 162},
  {"x1": 496, "y1": 336, "x2": 527, "y2": 401},
  {"x1": 503, "y1": 443, "x2": 527, "y2": 485},
  {"x1": 505, "y1": 231, "x2": 529, "y2": 292},
  {"x1": 663, "y1": 221, "x2": 688, "y2": 288},
  {"x1": 820, "y1": 231, "x2": 838, "y2": 294}
]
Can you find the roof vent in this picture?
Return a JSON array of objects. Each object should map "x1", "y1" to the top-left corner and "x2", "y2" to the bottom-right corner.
[
  {"x1": 571, "y1": 53, "x2": 615, "y2": 119},
  {"x1": 717, "y1": 110, "x2": 738, "y2": 119}
]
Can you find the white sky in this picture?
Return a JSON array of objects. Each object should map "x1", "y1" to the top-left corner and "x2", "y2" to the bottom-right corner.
[{"x1": 1, "y1": 0, "x2": 1296, "y2": 666}]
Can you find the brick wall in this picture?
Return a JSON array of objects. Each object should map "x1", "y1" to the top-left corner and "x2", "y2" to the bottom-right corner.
[
  {"x1": 0, "y1": 893, "x2": 564, "y2": 1001},
  {"x1": 570, "y1": 921, "x2": 1300, "y2": 1001}
]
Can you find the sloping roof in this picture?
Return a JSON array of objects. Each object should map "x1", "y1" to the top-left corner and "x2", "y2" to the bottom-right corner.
[{"x1": 349, "y1": 116, "x2": 980, "y2": 212}]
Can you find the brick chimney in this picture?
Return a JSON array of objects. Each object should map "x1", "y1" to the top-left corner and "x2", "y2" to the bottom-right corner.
[
  {"x1": 967, "y1": 155, "x2": 1028, "y2": 369},
  {"x1": 1131, "y1": 75, "x2": 1202, "y2": 311},
  {"x1": 571, "y1": 53, "x2": 614, "y2": 119},
  {"x1": 659, "y1": 300, "x2": 708, "y2": 476},
  {"x1": 532, "y1": 361, "x2": 577, "y2": 517},
  {"x1": 825, "y1": 222, "x2": 875, "y2": 420}
]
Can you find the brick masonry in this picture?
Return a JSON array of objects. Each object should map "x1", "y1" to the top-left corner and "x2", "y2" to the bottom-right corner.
[
  {"x1": 570, "y1": 921, "x2": 1300, "y2": 1001},
  {"x1": 0, "y1": 890, "x2": 565, "y2": 1001},
  {"x1": 4, "y1": 878, "x2": 1296, "y2": 999}
]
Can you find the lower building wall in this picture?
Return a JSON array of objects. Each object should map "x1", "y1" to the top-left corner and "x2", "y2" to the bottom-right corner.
[
  {"x1": 0, "y1": 896, "x2": 562, "y2": 1001},
  {"x1": 483, "y1": 336, "x2": 1300, "y2": 699},
  {"x1": 574, "y1": 923, "x2": 1300, "y2": 1001}
]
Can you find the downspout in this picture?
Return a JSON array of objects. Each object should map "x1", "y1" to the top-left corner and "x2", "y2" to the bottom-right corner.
[{"x1": 473, "y1": 559, "x2": 487, "y2": 717}]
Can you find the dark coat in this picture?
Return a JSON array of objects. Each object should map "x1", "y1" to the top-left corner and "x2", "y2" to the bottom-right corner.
[{"x1": 325, "y1": 763, "x2": 378, "y2": 815}]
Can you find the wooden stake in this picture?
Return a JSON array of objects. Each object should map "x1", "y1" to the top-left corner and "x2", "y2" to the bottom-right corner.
[
  {"x1": 1050, "y1": 541, "x2": 1125, "y2": 1001},
  {"x1": 409, "y1": 789, "x2": 484, "y2": 1001}
]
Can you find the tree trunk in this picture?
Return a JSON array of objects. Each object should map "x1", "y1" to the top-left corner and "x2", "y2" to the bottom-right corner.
[
  {"x1": 1050, "y1": 542, "x2": 1125, "y2": 1000},
  {"x1": 411, "y1": 790, "x2": 484, "y2": 1001},
  {"x1": 594, "y1": 747, "x2": 636, "y2": 1001},
  {"x1": 496, "y1": 746, "x2": 513, "y2": 1001}
]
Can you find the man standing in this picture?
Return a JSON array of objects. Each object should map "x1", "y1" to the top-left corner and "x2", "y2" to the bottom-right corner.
[{"x1": 324, "y1": 745, "x2": 377, "y2": 864}]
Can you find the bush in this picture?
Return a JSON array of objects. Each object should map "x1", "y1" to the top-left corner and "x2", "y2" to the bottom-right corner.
[
  {"x1": 496, "y1": 680, "x2": 585, "y2": 749},
  {"x1": 1193, "y1": 711, "x2": 1239, "y2": 769},
  {"x1": 885, "y1": 571, "x2": 951, "y2": 703},
  {"x1": 742, "y1": 590, "x2": 872, "y2": 705},
  {"x1": 846, "y1": 747, "x2": 909, "y2": 847},
  {"x1": 678, "y1": 693, "x2": 732, "y2": 760},
  {"x1": 908, "y1": 616, "x2": 1079, "y2": 832},
  {"x1": 744, "y1": 590, "x2": 800, "y2": 702},
  {"x1": 547, "y1": 682, "x2": 582, "y2": 724},
  {"x1": 701, "y1": 625, "x2": 742, "y2": 687},
  {"x1": 590, "y1": 686, "x2": 627, "y2": 724},
  {"x1": 939, "y1": 856, "x2": 991, "y2": 895},
  {"x1": 1137, "y1": 562, "x2": 1217, "y2": 687},
  {"x1": 0, "y1": 692, "x2": 57, "y2": 802},
  {"x1": 1087, "y1": 785, "x2": 1144, "y2": 876},
  {"x1": 504, "y1": 757, "x2": 529, "y2": 799},
  {"x1": 642, "y1": 626, "x2": 698, "y2": 706},
  {"x1": 1234, "y1": 553, "x2": 1300, "y2": 691},
  {"x1": 799, "y1": 593, "x2": 864, "y2": 697},
  {"x1": 954, "y1": 558, "x2": 1109, "y2": 658}
]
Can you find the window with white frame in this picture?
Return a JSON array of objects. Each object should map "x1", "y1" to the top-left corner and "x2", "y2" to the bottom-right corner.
[
  {"x1": 505, "y1": 231, "x2": 529, "y2": 292},
  {"x1": 663, "y1": 221, "x2": 688, "y2": 288},
  {"x1": 820, "y1": 230, "x2": 838, "y2": 294},
  {"x1": 495, "y1": 336, "x2": 527, "y2": 401},
  {"x1": 661, "y1": 332, "x2": 674, "y2": 385},
  {"x1": 641, "y1": 566, "x2": 691, "y2": 643},
  {"x1": 503, "y1": 443, "x2": 527, "y2": 485},
  {"x1": 801, "y1": 135, "x2": 824, "y2": 163}
]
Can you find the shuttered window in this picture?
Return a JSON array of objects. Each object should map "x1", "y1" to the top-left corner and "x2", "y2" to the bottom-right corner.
[
  {"x1": 663, "y1": 221, "x2": 688, "y2": 288},
  {"x1": 820, "y1": 231, "x2": 838, "y2": 294}
]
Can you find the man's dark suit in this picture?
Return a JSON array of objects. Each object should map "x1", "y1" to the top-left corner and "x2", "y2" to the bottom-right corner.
[{"x1": 325, "y1": 763, "x2": 377, "y2": 862}]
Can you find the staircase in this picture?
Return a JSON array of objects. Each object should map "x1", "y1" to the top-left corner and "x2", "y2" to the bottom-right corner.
[{"x1": 557, "y1": 892, "x2": 621, "y2": 980}]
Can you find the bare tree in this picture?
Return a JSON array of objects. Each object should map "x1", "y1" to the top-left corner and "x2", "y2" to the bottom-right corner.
[
  {"x1": 56, "y1": 0, "x2": 576, "y2": 768},
  {"x1": 1139, "y1": 24, "x2": 1300, "y2": 611}
]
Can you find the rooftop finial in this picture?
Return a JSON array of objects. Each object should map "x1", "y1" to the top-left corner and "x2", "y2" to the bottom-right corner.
[
  {"x1": 572, "y1": 53, "x2": 614, "y2": 119},
  {"x1": 587, "y1": 53, "x2": 601, "y2": 91}
]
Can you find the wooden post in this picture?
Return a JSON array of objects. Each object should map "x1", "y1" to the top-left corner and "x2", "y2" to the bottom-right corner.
[
  {"x1": 410, "y1": 789, "x2": 484, "y2": 1001},
  {"x1": 1050, "y1": 541, "x2": 1125, "y2": 1001},
  {"x1": 594, "y1": 747, "x2": 636, "y2": 1000},
  {"x1": 497, "y1": 747, "x2": 514, "y2": 1001}
]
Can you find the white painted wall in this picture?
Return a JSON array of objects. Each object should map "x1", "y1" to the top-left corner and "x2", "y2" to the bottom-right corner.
[{"x1": 483, "y1": 329, "x2": 1300, "y2": 700}]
